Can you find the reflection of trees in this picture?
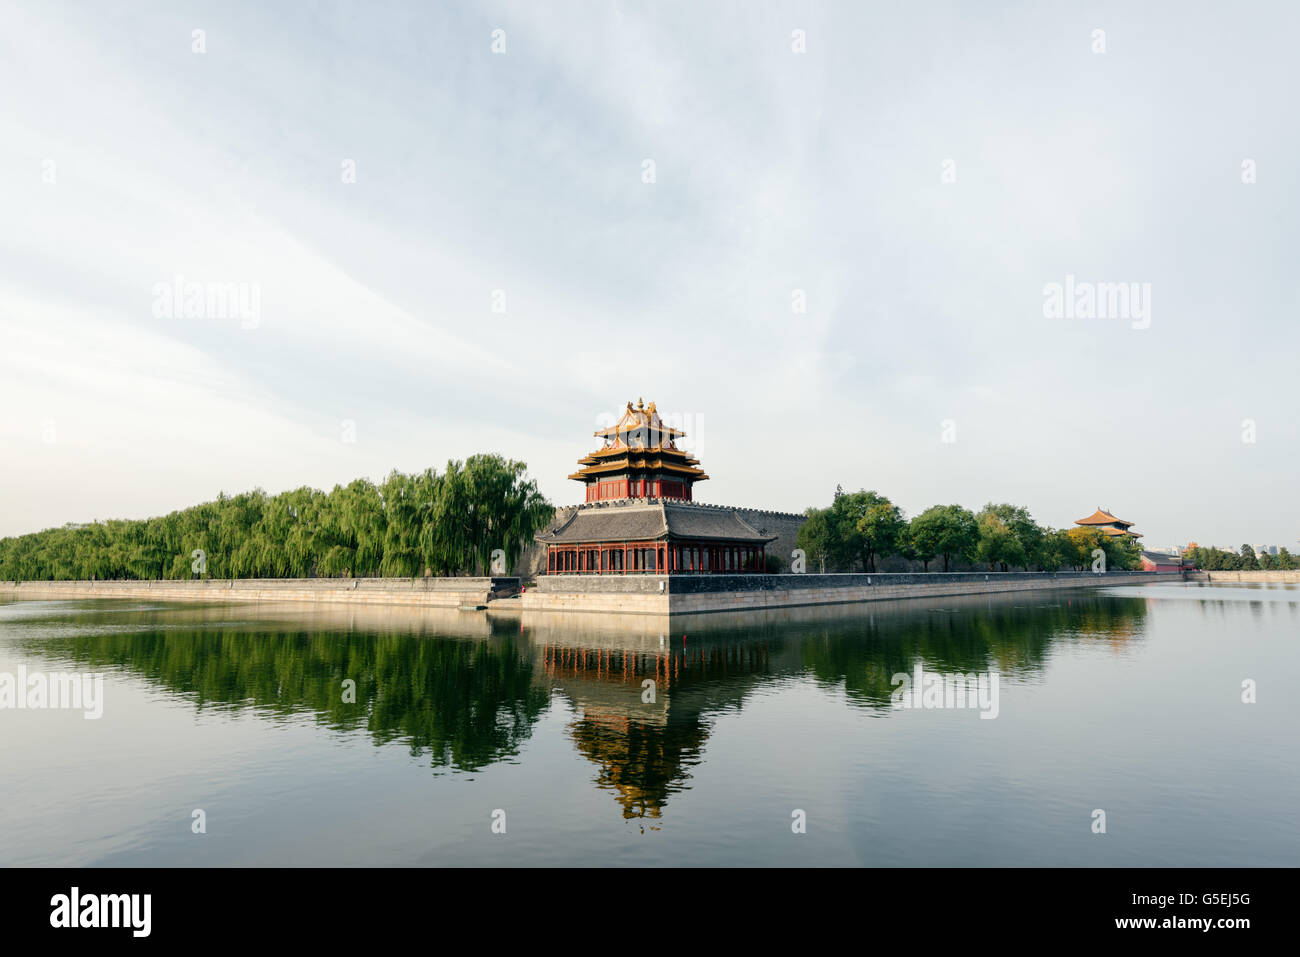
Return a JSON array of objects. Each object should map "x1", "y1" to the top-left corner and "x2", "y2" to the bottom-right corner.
[
  {"x1": 794, "y1": 595, "x2": 1149, "y2": 707},
  {"x1": 32, "y1": 626, "x2": 547, "y2": 772},
  {"x1": 18, "y1": 590, "x2": 1150, "y2": 816}
]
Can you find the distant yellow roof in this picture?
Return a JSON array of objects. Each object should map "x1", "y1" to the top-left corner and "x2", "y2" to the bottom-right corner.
[
  {"x1": 1075, "y1": 508, "x2": 1133, "y2": 527},
  {"x1": 1099, "y1": 526, "x2": 1142, "y2": 538}
]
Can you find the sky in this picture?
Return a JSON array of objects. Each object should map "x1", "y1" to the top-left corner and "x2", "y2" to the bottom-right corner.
[{"x1": 1, "y1": 0, "x2": 1297, "y2": 549}]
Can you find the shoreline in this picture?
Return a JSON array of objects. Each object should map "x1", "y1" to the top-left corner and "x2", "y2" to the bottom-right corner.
[{"x1": 0, "y1": 569, "x2": 1208, "y2": 616}]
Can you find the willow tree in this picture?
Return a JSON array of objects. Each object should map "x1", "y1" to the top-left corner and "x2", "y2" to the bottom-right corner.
[
  {"x1": 425, "y1": 455, "x2": 552, "y2": 576},
  {"x1": 0, "y1": 458, "x2": 552, "y2": 581}
]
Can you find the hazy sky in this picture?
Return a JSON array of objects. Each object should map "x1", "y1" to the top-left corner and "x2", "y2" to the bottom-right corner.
[{"x1": 2, "y1": 1, "x2": 1296, "y2": 548}]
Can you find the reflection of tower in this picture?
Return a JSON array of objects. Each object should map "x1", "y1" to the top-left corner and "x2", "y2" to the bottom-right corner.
[
  {"x1": 568, "y1": 713, "x2": 709, "y2": 822},
  {"x1": 538, "y1": 640, "x2": 774, "y2": 821}
]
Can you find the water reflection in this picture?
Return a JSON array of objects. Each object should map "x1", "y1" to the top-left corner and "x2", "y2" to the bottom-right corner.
[{"x1": 7, "y1": 591, "x2": 1150, "y2": 820}]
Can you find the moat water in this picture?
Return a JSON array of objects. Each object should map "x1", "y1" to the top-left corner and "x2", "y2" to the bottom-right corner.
[{"x1": 2, "y1": 582, "x2": 1297, "y2": 866}]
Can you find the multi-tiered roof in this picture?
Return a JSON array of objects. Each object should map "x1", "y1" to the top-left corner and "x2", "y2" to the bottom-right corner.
[
  {"x1": 538, "y1": 398, "x2": 775, "y2": 574},
  {"x1": 1074, "y1": 507, "x2": 1142, "y2": 539},
  {"x1": 569, "y1": 398, "x2": 708, "y2": 502}
]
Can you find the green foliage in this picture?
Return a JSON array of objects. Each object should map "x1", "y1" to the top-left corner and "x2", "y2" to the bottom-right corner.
[
  {"x1": 908, "y1": 505, "x2": 979, "y2": 572},
  {"x1": 0, "y1": 455, "x2": 553, "y2": 580},
  {"x1": 852, "y1": 492, "x2": 906, "y2": 573},
  {"x1": 975, "y1": 503, "x2": 1045, "y2": 571},
  {"x1": 1060, "y1": 526, "x2": 1140, "y2": 571},
  {"x1": 797, "y1": 490, "x2": 904, "y2": 572},
  {"x1": 795, "y1": 507, "x2": 832, "y2": 572},
  {"x1": 1186, "y1": 544, "x2": 1293, "y2": 571},
  {"x1": 797, "y1": 488, "x2": 1151, "y2": 573}
]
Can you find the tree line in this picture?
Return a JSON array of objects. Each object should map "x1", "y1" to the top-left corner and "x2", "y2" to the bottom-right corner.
[
  {"x1": 796, "y1": 487, "x2": 1144, "y2": 573},
  {"x1": 0, "y1": 455, "x2": 553, "y2": 581},
  {"x1": 1186, "y1": 544, "x2": 1297, "y2": 571}
]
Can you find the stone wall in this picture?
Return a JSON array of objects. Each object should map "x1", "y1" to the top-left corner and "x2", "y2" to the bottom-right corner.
[
  {"x1": 1187, "y1": 570, "x2": 1300, "y2": 583},
  {"x1": 0, "y1": 577, "x2": 520, "y2": 608},
  {"x1": 520, "y1": 505, "x2": 578, "y2": 577},
  {"x1": 733, "y1": 508, "x2": 806, "y2": 571},
  {"x1": 522, "y1": 570, "x2": 1172, "y2": 615}
]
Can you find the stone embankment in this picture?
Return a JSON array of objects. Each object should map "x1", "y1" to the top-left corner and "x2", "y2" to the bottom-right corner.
[
  {"x1": 1185, "y1": 570, "x2": 1300, "y2": 583},
  {"x1": 521, "y1": 570, "x2": 1175, "y2": 615},
  {"x1": 0, "y1": 577, "x2": 520, "y2": 608}
]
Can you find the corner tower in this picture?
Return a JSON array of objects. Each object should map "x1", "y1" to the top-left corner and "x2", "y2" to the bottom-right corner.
[{"x1": 568, "y1": 398, "x2": 708, "y2": 502}]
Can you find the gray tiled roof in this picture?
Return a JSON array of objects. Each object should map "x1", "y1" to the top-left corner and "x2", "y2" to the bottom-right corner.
[{"x1": 536, "y1": 502, "x2": 776, "y2": 544}]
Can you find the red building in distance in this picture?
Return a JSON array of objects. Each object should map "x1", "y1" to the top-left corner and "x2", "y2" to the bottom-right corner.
[{"x1": 538, "y1": 399, "x2": 775, "y2": 575}]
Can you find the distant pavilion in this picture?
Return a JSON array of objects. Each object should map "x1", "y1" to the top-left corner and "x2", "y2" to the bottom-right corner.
[
  {"x1": 1074, "y1": 507, "x2": 1142, "y2": 540},
  {"x1": 537, "y1": 399, "x2": 775, "y2": 574}
]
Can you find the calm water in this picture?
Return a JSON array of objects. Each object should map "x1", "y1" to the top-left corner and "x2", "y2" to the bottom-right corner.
[{"x1": 2, "y1": 583, "x2": 1297, "y2": 867}]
